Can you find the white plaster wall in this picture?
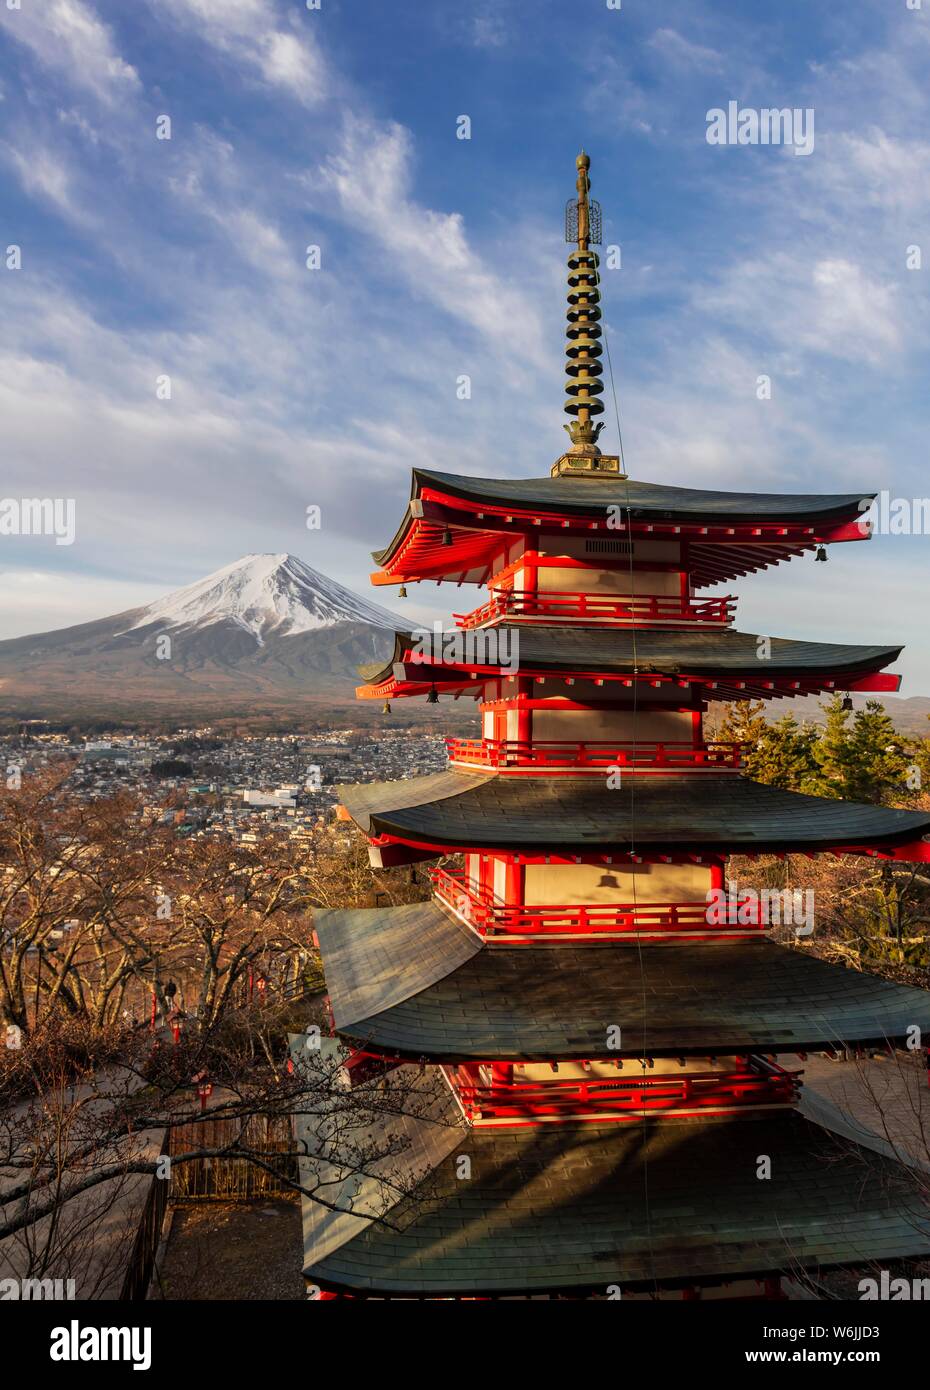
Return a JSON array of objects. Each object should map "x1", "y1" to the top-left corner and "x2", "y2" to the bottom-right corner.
[
  {"x1": 531, "y1": 708, "x2": 694, "y2": 741},
  {"x1": 523, "y1": 860, "x2": 712, "y2": 904}
]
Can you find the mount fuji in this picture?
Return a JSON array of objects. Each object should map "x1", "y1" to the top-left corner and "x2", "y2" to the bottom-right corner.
[
  {"x1": 120, "y1": 553, "x2": 399, "y2": 644},
  {"x1": 0, "y1": 555, "x2": 403, "y2": 720}
]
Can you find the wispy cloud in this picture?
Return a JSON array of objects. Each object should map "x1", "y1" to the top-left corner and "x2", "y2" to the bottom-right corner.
[
  {"x1": 648, "y1": 27, "x2": 723, "y2": 73},
  {"x1": 314, "y1": 116, "x2": 548, "y2": 364},
  {"x1": 158, "y1": 0, "x2": 329, "y2": 105},
  {"x1": 0, "y1": 0, "x2": 139, "y2": 104}
]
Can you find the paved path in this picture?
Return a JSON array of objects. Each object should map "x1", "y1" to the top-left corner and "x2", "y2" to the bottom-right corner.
[{"x1": 797, "y1": 1051, "x2": 930, "y2": 1168}]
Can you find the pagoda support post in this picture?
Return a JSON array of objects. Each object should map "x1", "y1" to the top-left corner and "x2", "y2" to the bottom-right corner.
[
  {"x1": 491, "y1": 1062, "x2": 514, "y2": 1087},
  {"x1": 516, "y1": 678, "x2": 532, "y2": 749},
  {"x1": 504, "y1": 857, "x2": 524, "y2": 905}
]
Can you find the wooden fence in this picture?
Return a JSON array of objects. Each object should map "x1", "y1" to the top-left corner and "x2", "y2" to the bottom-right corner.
[
  {"x1": 168, "y1": 1114, "x2": 297, "y2": 1201},
  {"x1": 120, "y1": 1129, "x2": 170, "y2": 1302}
]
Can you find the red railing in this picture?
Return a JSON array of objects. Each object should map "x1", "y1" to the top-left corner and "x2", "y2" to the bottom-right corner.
[
  {"x1": 429, "y1": 866, "x2": 762, "y2": 937},
  {"x1": 455, "y1": 590, "x2": 737, "y2": 629},
  {"x1": 445, "y1": 738, "x2": 744, "y2": 772},
  {"x1": 448, "y1": 1062, "x2": 799, "y2": 1122}
]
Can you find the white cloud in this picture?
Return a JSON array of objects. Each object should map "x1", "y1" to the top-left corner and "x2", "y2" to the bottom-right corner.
[
  {"x1": 315, "y1": 117, "x2": 548, "y2": 364},
  {"x1": 159, "y1": 0, "x2": 328, "y2": 106},
  {"x1": 0, "y1": 569, "x2": 159, "y2": 639},
  {"x1": 648, "y1": 27, "x2": 723, "y2": 72},
  {"x1": 468, "y1": 12, "x2": 508, "y2": 50},
  {"x1": 260, "y1": 30, "x2": 323, "y2": 100},
  {"x1": 695, "y1": 254, "x2": 904, "y2": 367},
  {"x1": 2, "y1": 140, "x2": 80, "y2": 219},
  {"x1": 0, "y1": 0, "x2": 139, "y2": 104}
]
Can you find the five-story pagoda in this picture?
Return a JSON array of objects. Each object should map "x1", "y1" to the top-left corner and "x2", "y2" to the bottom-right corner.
[{"x1": 298, "y1": 154, "x2": 930, "y2": 1300}]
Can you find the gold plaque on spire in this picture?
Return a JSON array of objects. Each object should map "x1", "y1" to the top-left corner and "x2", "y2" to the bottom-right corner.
[{"x1": 551, "y1": 451, "x2": 622, "y2": 478}]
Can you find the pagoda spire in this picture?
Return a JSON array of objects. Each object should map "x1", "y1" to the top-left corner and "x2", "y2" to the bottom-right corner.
[
  {"x1": 554, "y1": 153, "x2": 620, "y2": 477},
  {"x1": 564, "y1": 151, "x2": 605, "y2": 457}
]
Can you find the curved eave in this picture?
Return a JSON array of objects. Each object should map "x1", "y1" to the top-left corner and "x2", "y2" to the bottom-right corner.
[
  {"x1": 301, "y1": 1109, "x2": 930, "y2": 1296},
  {"x1": 336, "y1": 770, "x2": 930, "y2": 860},
  {"x1": 370, "y1": 470, "x2": 875, "y2": 587},
  {"x1": 354, "y1": 628, "x2": 902, "y2": 701},
  {"x1": 316, "y1": 904, "x2": 930, "y2": 1061}
]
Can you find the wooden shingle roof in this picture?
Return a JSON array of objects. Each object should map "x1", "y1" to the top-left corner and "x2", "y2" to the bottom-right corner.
[
  {"x1": 316, "y1": 903, "x2": 930, "y2": 1059},
  {"x1": 301, "y1": 1108, "x2": 930, "y2": 1296},
  {"x1": 338, "y1": 770, "x2": 930, "y2": 856}
]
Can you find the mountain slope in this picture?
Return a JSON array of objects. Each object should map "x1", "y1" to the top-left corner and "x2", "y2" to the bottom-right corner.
[
  {"x1": 120, "y1": 553, "x2": 398, "y2": 642},
  {"x1": 0, "y1": 554, "x2": 401, "y2": 716}
]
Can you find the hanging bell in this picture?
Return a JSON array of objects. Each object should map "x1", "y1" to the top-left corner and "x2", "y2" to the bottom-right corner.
[
  {"x1": 841, "y1": 695, "x2": 853, "y2": 711},
  {"x1": 398, "y1": 584, "x2": 407, "y2": 598},
  {"x1": 441, "y1": 526, "x2": 453, "y2": 547},
  {"x1": 815, "y1": 545, "x2": 827, "y2": 562},
  {"x1": 381, "y1": 700, "x2": 391, "y2": 715},
  {"x1": 426, "y1": 685, "x2": 439, "y2": 704}
]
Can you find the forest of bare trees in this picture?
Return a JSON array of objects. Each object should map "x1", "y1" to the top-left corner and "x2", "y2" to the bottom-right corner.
[{"x1": 0, "y1": 764, "x2": 436, "y2": 1290}]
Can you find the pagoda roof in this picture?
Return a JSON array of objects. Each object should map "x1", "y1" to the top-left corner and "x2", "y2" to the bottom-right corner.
[
  {"x1": 392, "y1": 467, "x2": 872, "y2": 530},
  {"x1": 371, "y1": 468, "x2": 873, "y2": 588},
  {"x1": 357, "y1": 626, "x2": 901, "y2": 700},
  {"x1": 299, "y1": 1104, "x2": 930, "y2": 1296},
  {"x1": 337, "y1": 769, "x2": 930, "y2": 858},
  {"x1": 315, "y1": 902, "x2": 930, "y2": 1059}
]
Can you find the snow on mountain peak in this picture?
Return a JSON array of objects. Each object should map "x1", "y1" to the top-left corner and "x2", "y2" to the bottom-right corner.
[{"x1": 123, "y1": 553, "x2": 399, "y2": 643}]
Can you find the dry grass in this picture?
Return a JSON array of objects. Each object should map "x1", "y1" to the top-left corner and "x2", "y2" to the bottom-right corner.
[{"x1": 149, "y1": 1199, "x2": 304, "y2": 1301}]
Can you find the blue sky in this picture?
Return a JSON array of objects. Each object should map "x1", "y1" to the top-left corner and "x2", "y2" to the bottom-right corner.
[{"x1": 2, "y1": 0, "x2": 929, "y2": 690}]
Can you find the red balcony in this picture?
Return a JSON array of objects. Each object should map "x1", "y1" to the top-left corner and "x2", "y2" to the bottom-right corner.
[
  {"x1": 447, "y1": 1059, "x2": 799, "y2": 1124},
  {"x1": 445, "y1": 737, "x2": 744, "y2": 773},
  {"x1": 429, "y1": 866, "x2": 763, "y2": 938},
  {"x1": 454, "y1": 590, "x2": 737, "y2": 630}
]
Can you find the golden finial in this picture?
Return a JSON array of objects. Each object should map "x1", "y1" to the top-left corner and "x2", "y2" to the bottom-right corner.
[
  {"x1": 575, "y1": 150, "x2": 592, "y2": 250},
  {"x1": 560, "y1": 150, "x2": 609, "y2": 466}
]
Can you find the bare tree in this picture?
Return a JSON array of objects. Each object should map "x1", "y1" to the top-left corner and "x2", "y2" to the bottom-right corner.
[{"x1": 0, "y1": 1007, "x2": 455, "y2": 1290}]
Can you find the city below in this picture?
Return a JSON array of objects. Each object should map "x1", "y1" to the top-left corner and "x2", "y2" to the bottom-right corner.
[{"x1": 3, "y1": 725, "x2": 448, "y2": 843}]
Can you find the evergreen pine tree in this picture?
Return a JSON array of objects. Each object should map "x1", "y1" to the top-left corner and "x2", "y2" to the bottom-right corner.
[
  {"x1": 754, "y1": 713, "x2": 819, "y2": 790},
  {"x1": 808, "y1": 694, "x2": 854, "y2": 799},
  {"x1": 844, "y1": 700, "x2": 910, "y2": 803}
]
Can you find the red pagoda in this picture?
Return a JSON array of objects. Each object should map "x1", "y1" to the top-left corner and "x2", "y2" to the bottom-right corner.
[{"x1": 299, "y1": 153, "x2": 930, "y2": 1300}]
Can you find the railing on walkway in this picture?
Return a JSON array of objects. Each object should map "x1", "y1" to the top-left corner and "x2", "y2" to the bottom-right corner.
[
  {"x1": 454, "y1": 590, "x2": 737, "y2": 629},
  {"x1": 445, "y1": 737, "x2": 743, "y2": 772},
  {"x1": 430, "y1": 866, "x2": 763, "y2": 937},
  {"x1": 447, "y1": 1061, "x2": 799, "y2": 1122}
]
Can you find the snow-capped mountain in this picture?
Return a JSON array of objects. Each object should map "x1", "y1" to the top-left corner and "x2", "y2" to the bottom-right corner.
[
  {"x1": 0, "y1": 555, "x2": 402, "y2": 717},
  {"x1": 121, "y1": 554, "x2": 399, "y2": 644}
]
